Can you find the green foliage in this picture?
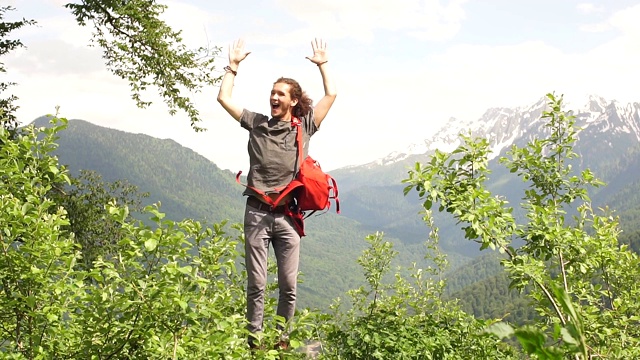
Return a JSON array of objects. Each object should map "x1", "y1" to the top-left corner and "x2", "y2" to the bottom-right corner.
[
  {"x1": 449, "y1": 271, "x2": 539, "y2": 325},
  {"x1": 65, "y1": 0, "x2": 221, "y2": 131},
  {"x1": 404, "y1": 93, "x2": 640, "y2": 359},
  {"x1": 0, "y1": 118, "x2": 314, "y2": 359},
  {"x1": 65, "y1": 207, "x2": 243, "y2": 358},
  {"x1": 50, "y1": 169, "x2": 149, "y2": 270},
  {"x1": 317, "y1": 232, "x2": 518, "y2": 359},
  {"x1": 0, "y1": 117, "x2": 77, "y2": 357}
]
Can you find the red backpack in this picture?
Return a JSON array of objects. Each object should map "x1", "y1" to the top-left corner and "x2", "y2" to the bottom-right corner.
[
  {"x1": 294, "y1": 155, "x2": 339, "y2": 213},
  {"x1": 236, "y1": 117, "x2": 340, "y2": 236}
]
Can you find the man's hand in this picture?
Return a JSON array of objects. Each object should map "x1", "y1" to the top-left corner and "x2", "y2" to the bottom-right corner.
[
  {"x1": 218, "y1": 38, "x2": 249, "y2": 121},
  {"x1": 229, "y1": 39, "x2": 251, "y2": 66},
  {"x1": 305, "y1": 38, "x2": 328, "y2": 65},
  {"x1": 308, "y1": 38, "x2": 336, "y2": 128}
]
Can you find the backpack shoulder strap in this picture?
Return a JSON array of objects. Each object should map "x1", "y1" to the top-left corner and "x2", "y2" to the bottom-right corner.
[{"x1": 291, "y1": 117, "x2": 304, "y2": 169}]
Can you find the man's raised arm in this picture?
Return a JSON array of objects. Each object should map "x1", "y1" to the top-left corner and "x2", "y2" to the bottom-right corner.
[
  {"x1": 217, "y1": 39, "x2": 251, "y2": 121},
  {"x1": 305, "y1": 38, "x2": 337, "y2": 128}
]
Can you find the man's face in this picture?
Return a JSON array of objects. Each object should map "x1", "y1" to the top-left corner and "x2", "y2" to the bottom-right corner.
[{"x1": 270, "y1": 82, "x2": 298, "y2": 119}]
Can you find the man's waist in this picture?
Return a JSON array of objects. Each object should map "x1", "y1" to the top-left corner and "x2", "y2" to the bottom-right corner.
[
  {"x1": 246, "y1": 196, "x2": 292, "y2": 213},
  {"x1": 244, "y1": 187, "x2": 294, "y2": 206}
]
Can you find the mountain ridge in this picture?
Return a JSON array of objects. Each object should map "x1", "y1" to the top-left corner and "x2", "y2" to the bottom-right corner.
[{"x1": 343, "y1": 95, "x2": 640, "y2": 172}]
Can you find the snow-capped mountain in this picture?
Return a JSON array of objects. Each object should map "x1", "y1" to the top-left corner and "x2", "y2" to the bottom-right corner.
[
  {"x1": 370, "y1": 95, "x2": 640, "y2": 167},
  {"x1": 331, "y1": 95, "x2": 640, "y2": 192},
  {"x1": 331, "y1": 94, "x2": 640, "y2": 258},
  {"x1": 575, "y1": 96, "x2": 640, "y2": 142}
]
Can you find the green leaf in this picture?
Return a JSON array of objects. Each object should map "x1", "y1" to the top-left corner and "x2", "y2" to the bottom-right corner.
[
  {"x1": 177, "y1": 299, "x2": 188, "y2": 310},
  {"x1": 560, "y1": 327, "x2": 577, "y2": 345},
  {"x1": 26, "y1": 296, "x2": 36, "y2": 309},
  {"x1": 485, "y1": 322, "x2": 514, "y2": 339},
  {"x1": 424, "y1": 199, "x2": 432, "y2": 210},
  {"x1": 144, "y1": 238, "x2": 158, "y2": 252},
  {"x1": 21, "y1": 202, "x2": 33, "y2": 215}
]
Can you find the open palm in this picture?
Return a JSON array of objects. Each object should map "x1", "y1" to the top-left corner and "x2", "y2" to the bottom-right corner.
[
  {"x1": 229, "y1": 39, "x2": 251, "y2": 65},
  {"x1": 306, "y1": 38, "x2": 328, "y2": 65}
]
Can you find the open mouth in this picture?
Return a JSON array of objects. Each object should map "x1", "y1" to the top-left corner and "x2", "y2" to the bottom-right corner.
[{"x1": 271, "y1": 103, "x2": 280, "y2": 111}]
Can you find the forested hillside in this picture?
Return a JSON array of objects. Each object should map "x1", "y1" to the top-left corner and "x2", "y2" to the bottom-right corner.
[
  {"x1": 36, "y1": 117, "x2": 244, "y2": 223},
  {"x1": 33, "y1": 117, "x2": 436, "y2": 310}
]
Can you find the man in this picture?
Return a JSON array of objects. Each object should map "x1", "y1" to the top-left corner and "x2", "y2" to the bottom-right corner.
[{"x1": 216, "y1": 38, "x2": 337, "y2": 348}]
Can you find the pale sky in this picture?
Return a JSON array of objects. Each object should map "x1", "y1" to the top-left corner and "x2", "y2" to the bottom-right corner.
[{"x1": 5, "y1": 0, "x2": 640, "y2": 171}]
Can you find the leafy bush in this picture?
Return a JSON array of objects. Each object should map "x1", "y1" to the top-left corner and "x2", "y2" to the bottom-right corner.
[
  {"x1": 317, "y1": 232, "x2": 518, "y2": 359},
  {"x1": 0, "y1": 118, "x2": 313, "y2": 359},
  {"x1": 404, "y1": 93, "x2": 640, "y2": 359}
]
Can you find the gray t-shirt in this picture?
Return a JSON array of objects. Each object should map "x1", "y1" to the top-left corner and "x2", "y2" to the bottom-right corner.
[{"x1": 240, "y1": 109, "x2": 318, "y2": 196}]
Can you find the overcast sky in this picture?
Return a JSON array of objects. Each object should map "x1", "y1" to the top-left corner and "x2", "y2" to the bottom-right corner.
[{"x1": 5, "y1": 0, "x2": 640, "y2": 171}]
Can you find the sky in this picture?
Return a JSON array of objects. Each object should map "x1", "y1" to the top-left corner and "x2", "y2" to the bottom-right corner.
[{"x1": 4, "y1": 0, "x2": 640, "y2": 172}]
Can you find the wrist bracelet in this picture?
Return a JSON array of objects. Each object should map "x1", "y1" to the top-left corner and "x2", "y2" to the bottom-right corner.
[{"x1": 223, "y1": 65, "x2": 237, "y2": 76}]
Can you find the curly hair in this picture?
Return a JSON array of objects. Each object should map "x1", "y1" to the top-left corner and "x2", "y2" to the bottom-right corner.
[{"x1": 274, "y1": 77, "x2": 313, "y2": 118}]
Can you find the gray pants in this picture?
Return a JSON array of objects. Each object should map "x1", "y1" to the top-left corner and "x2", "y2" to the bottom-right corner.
[{"x1": 244, "y1": 200, "x2": 301, "y2": 334}]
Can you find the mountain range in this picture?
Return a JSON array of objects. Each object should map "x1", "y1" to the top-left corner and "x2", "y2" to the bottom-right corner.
[
  {"x1": 331, "y1": 94, "x2": 640, "y2": 253},
  {"x1": 30, "y1": 93, "x2": 640, "y2": 313},
  {"x1": 334, "y1": 94, "x2": 640, "y2": 186}
]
